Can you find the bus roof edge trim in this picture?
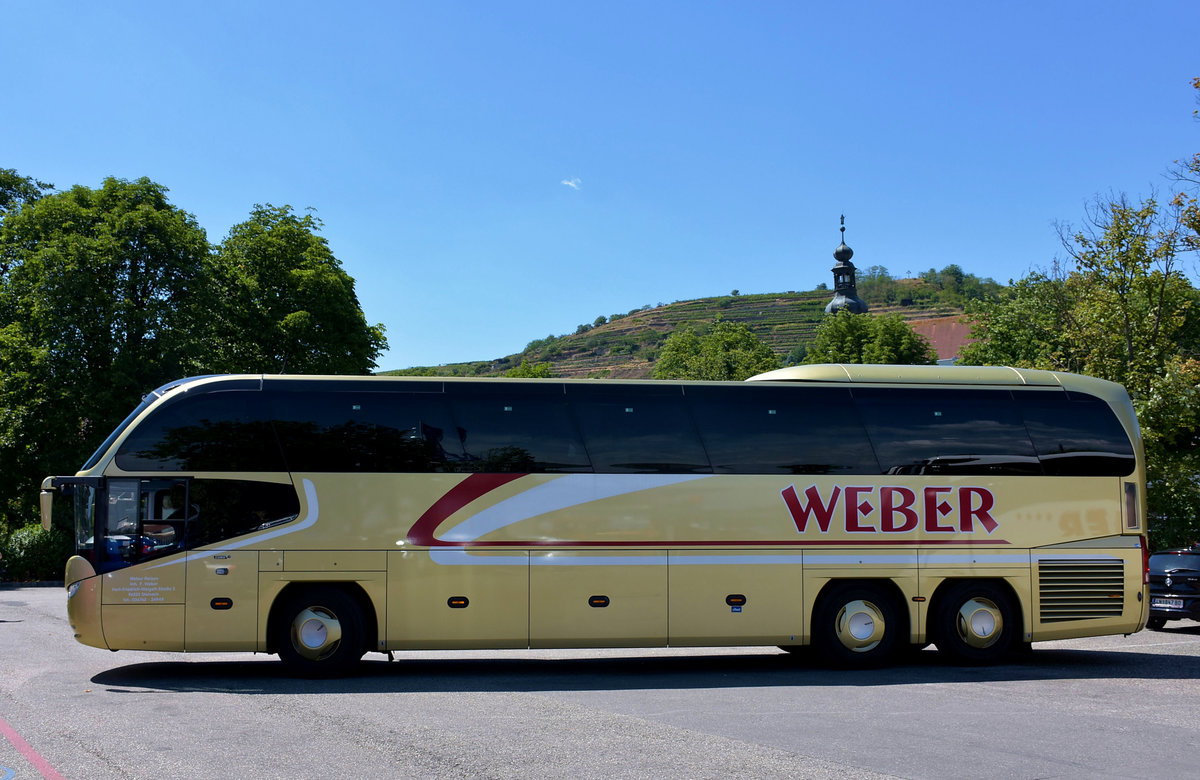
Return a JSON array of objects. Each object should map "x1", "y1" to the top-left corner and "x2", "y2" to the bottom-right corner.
[{"x1": 746, "y1": 364, "x2": 1064, "y2": 386}]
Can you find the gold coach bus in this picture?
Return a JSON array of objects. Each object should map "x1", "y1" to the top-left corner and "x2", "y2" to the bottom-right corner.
[{"x1": 41, "y1": 365, "x2": 1149, "y2": 676}]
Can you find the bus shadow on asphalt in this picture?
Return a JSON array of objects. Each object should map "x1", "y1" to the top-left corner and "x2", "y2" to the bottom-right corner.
[{"x1": 91, "y1": 635, "x2": 1200, "y2": 694}]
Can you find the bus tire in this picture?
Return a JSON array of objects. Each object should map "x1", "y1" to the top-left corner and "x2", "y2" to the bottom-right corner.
[
  {"x1": 1146, "y1": 616, "x2": 1166, "y2": 631},
  {"x1": 274, "y1": 586, "x2": 365, "y2": 678},
  {"x1": 933, "y1": 581, "x2": 1016, "y2": 665},
  {"x1": 811, "y1": 582, "x2": 903, "y2": 668}
]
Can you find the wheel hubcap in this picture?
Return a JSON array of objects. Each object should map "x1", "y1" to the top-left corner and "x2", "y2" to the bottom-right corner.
[
  {"x1": 955, "y1": 597, "x2": 1003, "y2": 649},
  {"x1": 291, "y1": 606, "x2": 343, "y2": 660},
  {"x1": 835, "y1": 599, "x2": 886, "y2": 652}
]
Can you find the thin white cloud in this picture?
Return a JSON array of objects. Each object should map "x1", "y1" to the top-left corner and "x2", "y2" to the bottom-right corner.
[{"x1": 561, "y1": 177, "x2": 582, "y2": 190}]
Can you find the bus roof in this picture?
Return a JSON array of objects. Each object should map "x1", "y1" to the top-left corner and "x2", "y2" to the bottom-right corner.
[{"x1": 158, "y1": 365, "x2": 1126, "y2": 397}]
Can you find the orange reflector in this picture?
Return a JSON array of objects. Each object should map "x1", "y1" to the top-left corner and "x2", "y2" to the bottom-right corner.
[
  {"x1": 447, "y1": 596, "x2": 469, "y2": 609},
  {"x1": 589, "y1": 595, "x2": 610, "y2": 608},
  {"x1": 210, "y1": 598, "x2": 233, "y2": 610},
  {"x1": 725, "y1": 594, "x2": 747, "y2": 607}
]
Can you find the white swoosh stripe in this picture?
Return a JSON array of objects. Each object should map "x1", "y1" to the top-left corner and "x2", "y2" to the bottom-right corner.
[{"x1": 438, "y1": 474, "x2": 711, "y2": 542}]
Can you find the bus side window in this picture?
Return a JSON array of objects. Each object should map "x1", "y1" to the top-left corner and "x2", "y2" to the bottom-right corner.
[
  {"x1": 269, "y1": 391, "x2": 456, "y2": 473},
  {"x1": 185, "y1": 480, "x2": 301, "y2": 548},
  {"x1": 445, "y1": 383, "x2": 591, "y2": 473},
  {"x1": 105, "y1": 479, "x2": 141, "y2": 562},
  {"x1": 686, "y1": 385, "x2": 876, "y2": 474},
  {"x1": 139, "y1": 480, "x2": 188, "y2": 559},
  {"x1": 115, "y1": 392, "x2": 286, "y2": 472},
  {"x1": 569, "y1": 384, "x2": 710, "y2": 474},
  {"x1": 1016, "y1": 391, "x2": 1135, "y2": 476},
  {"x1": 853, "y1": 388, "x2": 1041, "y2": 476}
]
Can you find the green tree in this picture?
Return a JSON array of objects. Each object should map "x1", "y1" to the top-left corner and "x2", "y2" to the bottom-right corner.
[
  {"x1": 207, "y1": 205, "x2": 386, "y2": 374},
  {"x1": 1060, "y1": 196, "x2": 1197, "y2": 398},
  {"x1": 1169, "y1": 77, "x2": 1200, "y2": 256},
  {"x1": 0, "y1": 168, "x2": 53, "y2": 224},
  {"x1": 804, "y1": 310, "x2": 937, "y2": 365},
  {"x1": 505, "y1": 359, "x2": 555, "y2": 378},
  {"x1": 652, "y1": 320, "x2": 780, "y2": 381},
  {"x1": 959, "y1": 271, "x2": 1080, "y2": 370},
  {"x1": 856, "y1": 265, "x2": 898, "y2": 305},
  {"x1": 960, "y1": 192, "x2": 1200, "y2": 547},
  {"x1": 0, "y1": 177, "x2": 211, "y2": 540},
  {"x1": 1135, "y1": 357, "x2": 1200, "y2": 548}
]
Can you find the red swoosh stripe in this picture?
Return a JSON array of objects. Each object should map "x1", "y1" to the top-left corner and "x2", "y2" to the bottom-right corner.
[{"x1": 407, "y1": 473, "x2": 526, "y2": 546}]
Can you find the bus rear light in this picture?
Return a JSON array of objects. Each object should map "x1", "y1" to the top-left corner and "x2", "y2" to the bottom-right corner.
[{"x1": 1141, "y1": 536, "x2": 1150, "y2": 585}]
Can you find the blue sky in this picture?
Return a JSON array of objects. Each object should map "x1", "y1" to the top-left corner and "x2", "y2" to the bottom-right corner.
[{"x1": 6, "y1": 1, "x2": 1199, "y2": 371}]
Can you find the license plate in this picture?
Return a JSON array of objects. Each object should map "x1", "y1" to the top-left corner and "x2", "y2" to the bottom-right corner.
[{"x1": 1152, "y1": 597, "x2": 1184, "y2": 610}]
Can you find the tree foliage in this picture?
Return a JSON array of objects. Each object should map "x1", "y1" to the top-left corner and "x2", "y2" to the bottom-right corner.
[
  {"x1": 0, "y1": 168, "x2": 53, "y2": 224},
  {"x1": 505, "y1": 359, "x2": 555, "y2": 378},
  {"x1": 961, "y1": 190, "x2": 1200, "y2": 547},
  {"x1": 958, "y1": 272, "x2": 1077, "y2": 369},
  {"x1": 0, "y1": 175, "x2": 389, "y2": 565},
  {"x1": 0, "y1": 176, "x2": 211, "y2": 545},
  {"x1": 207, "y1": 205, "x2": 386, "y2": 374},
  {"x1": 804, "y1": 310, "x2": 937, "y2": 365},
  {"x1": 1170, "y1": 77, "x2": 1200, "y2": 259},
  {"x1": 855, "y1": 264, "x2": 1002, "y2": 308},
  {"x1": 652, "y1": 320, "x2": 780, "y2": 381}
]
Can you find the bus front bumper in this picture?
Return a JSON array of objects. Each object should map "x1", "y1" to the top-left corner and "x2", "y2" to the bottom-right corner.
[{"x1": 65, "y1": 556, "x2": 107, "y2": 650}]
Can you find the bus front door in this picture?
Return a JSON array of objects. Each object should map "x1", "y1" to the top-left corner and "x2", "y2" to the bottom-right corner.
[{"x1": 98, "y1": 478, "x2": 186, "y2": 651}]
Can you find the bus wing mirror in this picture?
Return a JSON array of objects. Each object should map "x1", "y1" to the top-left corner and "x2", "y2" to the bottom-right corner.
[{"x1": 40, "y1": 477, "x2": 56, "y2": 531}]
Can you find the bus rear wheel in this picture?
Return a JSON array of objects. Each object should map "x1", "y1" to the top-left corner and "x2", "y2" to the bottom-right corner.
[
  {"x1": 274, "y1": 587, "x2": 365, "y2": 678},
  {"x1": 933, "y1": 581, "x2": 1016, "y2": 665},
  {"x1": 812, "y1": 582, "x2": 903, "y2": 668}
]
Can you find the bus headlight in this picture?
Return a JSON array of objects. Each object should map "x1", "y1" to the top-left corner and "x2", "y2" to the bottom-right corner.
[{"x1": 67, "y1": 582, "x2": 81, "y2": 601}]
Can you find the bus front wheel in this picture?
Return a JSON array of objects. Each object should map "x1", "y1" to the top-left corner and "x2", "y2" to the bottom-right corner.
[
  {"x1": 933, "y1": 581, "x2": 1016, "y2": 665},
  {"x1": 274, "y1": 587, "x2": 366, "y2": 678},
  {"x1": 811, "y1": 582, "x2": 903, "y2": 668}
]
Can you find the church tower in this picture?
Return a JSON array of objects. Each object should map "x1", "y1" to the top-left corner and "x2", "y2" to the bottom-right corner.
[{"x1": 824, "y1": 215, "x2": 869, "y2": 315}]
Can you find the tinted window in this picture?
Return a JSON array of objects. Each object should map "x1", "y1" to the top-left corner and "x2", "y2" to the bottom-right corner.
[
  {"x1": 90, "y1": 478, "x2": 300, "y2": 573},
  {"x1": 444, "y1": 383, "x2": 590, "y2": 473},
  {"x1": 854, "y1": 388, "x2": 1041, "y2": 476},
  {"x1": 186, "y1": 479, "x2": 301, "y2": 548},
  {"x1": 686, "y1": 385, "x2": 877, "y2": 474},
  {"x1": 569, "y1": 384, "x2": 710, "y2": 473},
  {"x1": 115, "y1": 391, "x2": 286, "y2": 472},
  {"x1": 1150, "y1": 552, "x2": 1200, "y2": 573},
  {"x1": 270, "y1": 391, "x2": 457, "y2": 472},
  {"x1": 1016, "y1": 391, "x2": 1135, "y2": 476}
]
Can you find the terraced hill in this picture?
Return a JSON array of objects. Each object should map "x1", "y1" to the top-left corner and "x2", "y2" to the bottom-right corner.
[{"x1": 384, "y1": 284, "x2": 968, "y2": 379}]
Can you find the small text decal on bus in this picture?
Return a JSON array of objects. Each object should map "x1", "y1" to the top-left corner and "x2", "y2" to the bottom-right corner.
[{"x1": 780, "y1": 484, "x2": 998, "y2": 535}]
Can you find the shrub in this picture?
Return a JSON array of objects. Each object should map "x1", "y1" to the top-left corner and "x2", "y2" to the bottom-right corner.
[{"x1": 1, "y1": 523, "x2": 71, "y2": 582}]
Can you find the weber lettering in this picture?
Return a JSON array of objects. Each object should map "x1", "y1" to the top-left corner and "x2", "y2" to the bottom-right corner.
[{"x1": 781, "y1": 484, "x2": 999, "y2": 535}]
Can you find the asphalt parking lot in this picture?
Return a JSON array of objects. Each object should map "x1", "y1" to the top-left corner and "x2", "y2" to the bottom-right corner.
[{"x1": 2, "y1": 585, "x2": 1198, "y2": 779}]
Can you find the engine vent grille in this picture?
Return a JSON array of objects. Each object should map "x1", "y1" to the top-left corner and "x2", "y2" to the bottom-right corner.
[{"x1": 1038, "y1": 558, "x2": 1125, "y2": 623}]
